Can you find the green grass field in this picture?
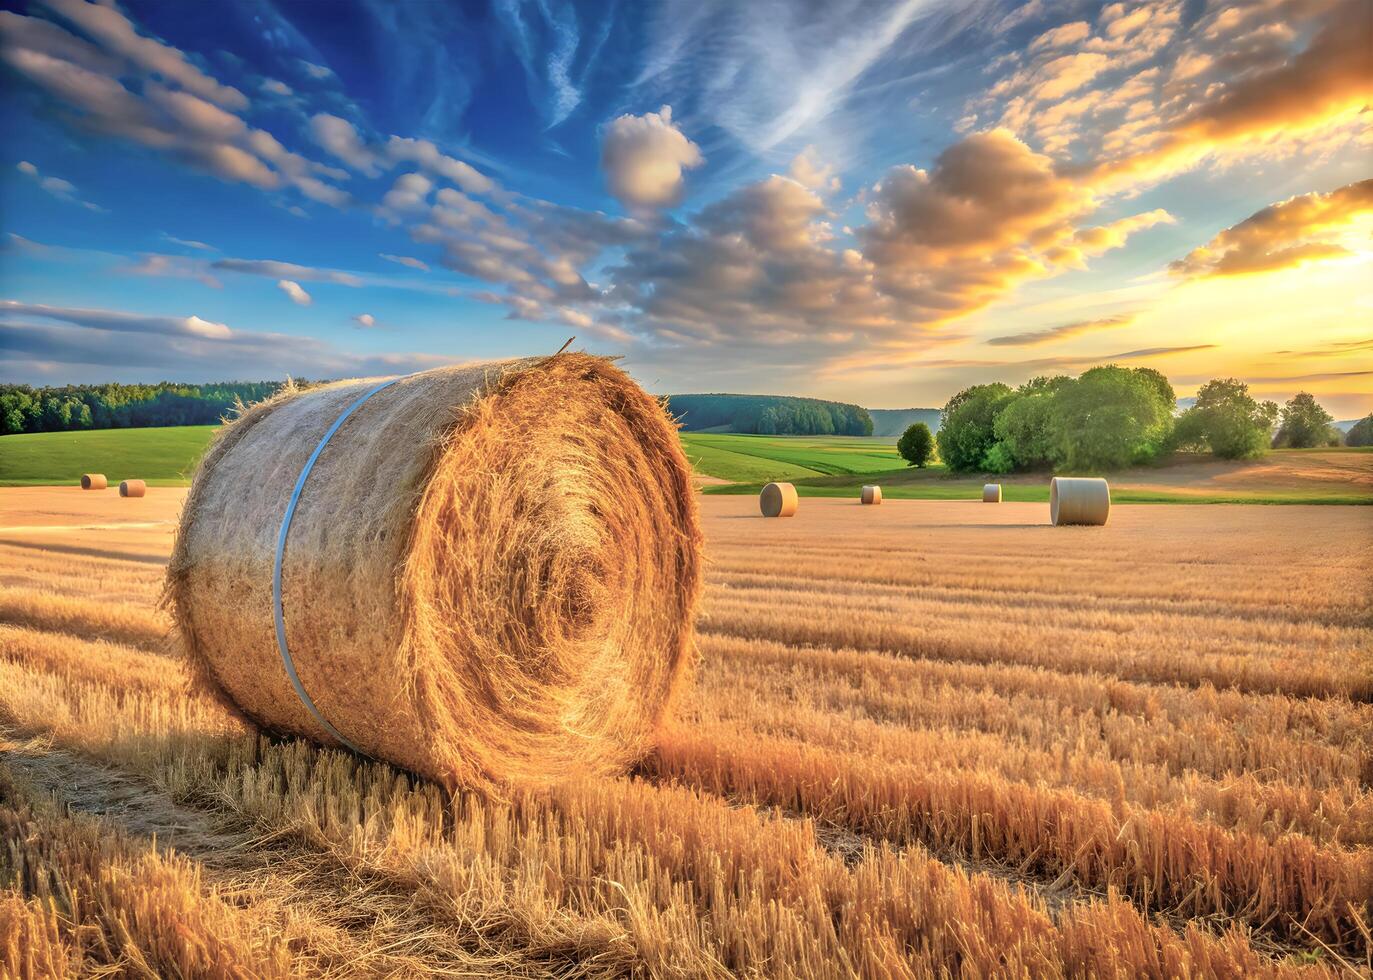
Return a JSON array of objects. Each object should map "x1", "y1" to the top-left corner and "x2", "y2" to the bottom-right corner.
[
  {"x1": 0, "y1": 425, "x2": 218, "y2": 487},
  {"x1": 1, "y1": 426, "x2": 1367, "y2": 503}
]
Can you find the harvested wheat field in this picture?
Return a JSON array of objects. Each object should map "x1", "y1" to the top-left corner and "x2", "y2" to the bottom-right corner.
[{"x1": 1, "y1": 486, "x2": 1370, "y2": 978}]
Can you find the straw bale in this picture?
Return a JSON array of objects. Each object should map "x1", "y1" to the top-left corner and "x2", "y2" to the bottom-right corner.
[
  {"x1": 80, "y1": 474, "x2": 107, "y2": 490},
  {"x1": 759, "y1": 482, "x2": 799, "y2": 517},
  {"x1": 166, "y1": 355, "x2": 702, "y2": 791},
  {"x1": 1050, "y1": 476, "x2": 1110, "y2": 526},
  {"x1": 861, "y1": 485, "x2": 882, "y2": 505},
  {"x1": 983, "y1": 483, "x2": 1001, "y2": 503},
  {"x1": 119, "y1": 479, "x2": 146, "y2": 498}
]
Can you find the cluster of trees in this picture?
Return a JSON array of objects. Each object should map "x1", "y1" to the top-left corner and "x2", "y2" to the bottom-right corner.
[
  {"x1": 0, "y1": 381, "x2": 293, "y2": 435},
  {"x1": 666, "y1": 394, "x2": 874, "y2": 436},
  {"x1": 924, "y1": 365, "x2": 1346, "y2": 474},
  {"x1": 1347, "y1": 414, "x2": 1373, "y2": 447}
]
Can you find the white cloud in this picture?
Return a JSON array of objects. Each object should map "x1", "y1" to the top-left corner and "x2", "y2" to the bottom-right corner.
[
  {"x1": 381, "y1": 172, "x2": 433, "y2": 213},
  {"x1": 260, "y1": 78, "x2": 293, "y2": 97},
  {"x1": 277, "y1": 279, "x2": 312, "y2": 305},
  {"x1": 309, "y1": 113, "x2": 382, "y2": 176},
  {"x1": 1, "y1": 300, "x2": 231, "y2": 338},
  {"x1": 353, "y1": 313, "x2": 376, "y2": 328},
  {"x1": 213, "y1": 258, "x2": 363, "y2": 285},
  {"x1": 0, "y1": 300, "x2": 451, "y2": 381},
  {"x1": 385, "y1": 136, "x2": 496, "y2": 195},
  {"x1": 13, "y1": 158, "x2": 104, "y2": 211},
  {"x1": 40, "y1": 0, "x2": 248, "y2": 109},
  {"x1": 379, "y1": 252, "x2": 430, "y2": 271},
  {"x1": 599, "y1": 105, "x2": 703, "y2": 209}
]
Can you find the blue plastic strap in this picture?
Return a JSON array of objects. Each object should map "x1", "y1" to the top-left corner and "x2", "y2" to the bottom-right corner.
[{"x1": 272, "y1": 377, "x2": 402, "y2": 753}]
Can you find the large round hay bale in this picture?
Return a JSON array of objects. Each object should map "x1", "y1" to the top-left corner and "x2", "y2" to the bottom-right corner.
[
  {"x1": 983, "y1": 483, "x2": 1001, "y2": 503},
  {"x1": 1050, "y1": 477, "x2": 1110, "y2": 526},
  {"x1": 80, "y1": 474, "x2": 107, "y2": 490},
  {"x1": 119, "y1": 479, "x2": 146, "y2": 498},
  {"x1": 166, "y1": 355, "x2": 702, "y2": 792},
  {"x1": 861, "y1": 485, "x2": 882, "y2": 505},
  {"x1": 759, "y1": 482, "x2": 798, "y2": 517}
]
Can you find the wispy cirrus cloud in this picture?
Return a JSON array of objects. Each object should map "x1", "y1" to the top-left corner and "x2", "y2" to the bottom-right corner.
[
  {"x1": 14, "y1": 159, "x2": 105, "y2": 212},
  {"x1": 0, "y1": 300, "x2": 452, "y2": 382},
  {"x1": 987, "y1": 314, "x2": 1134, "y2": 347}
]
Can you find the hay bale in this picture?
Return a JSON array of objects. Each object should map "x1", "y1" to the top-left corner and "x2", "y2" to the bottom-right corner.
[
  {"x1": 983, "y1": 483, "x2": 1001, "y2": 503},
  {"x1": 80, "y1": 474, "x2": 107, "y2": 490},
  {"x1": 166, "y1": 355, "x2": 702, "y2": 792},
  {"x1": 759, "y1": 482, "x2": 799, "y2": 517},
  {"x1": 1050, "y1": 477, "x2": 1110, "y2": 526},
  {"x1": 861, "y1": 485, "x2": 882, "y2": 505},
  {"x1": 118, "y1": 480, "x2": 146, "y2": 498}
]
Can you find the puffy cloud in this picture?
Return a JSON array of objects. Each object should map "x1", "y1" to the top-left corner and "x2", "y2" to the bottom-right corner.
[
  {"x1": 987, "y1": 314, "x2": 1134, "y2": 347},
  {"x1": 1029, "y1": 21, "x2": 1090, "y2": 51},
  {"x1": 260, "y1": 78, "x2": 293, "y2": 97},
  {"x1": 1170, "y1": 178, "x2": 1373, "y2": 278},
  {"x1": 39, "y1": 0, "x2": 247, "y2": 109},
  {"x1": 380, "y1": 172, "x2": 433, "y2": 213},
  {"x1": 277, "y1": 279, "x2": 312, "y2": 305},
  {"x1": 309, "y1": 113, "x2": 382, "y2": 176},
  {"x1": 0, "y1": 9, "x2": 349, "y2": 206},
  {"x1": 385, "y1": 136, "x2": 495, "y2": 195},
  {"x1": 353, "y1": 313, "x2": 376, "y2": 328},
  {"x1": 600, "y1": 106, "x2": 703, "y2": 210},
  {"x1": 787, "y1": 148, "x2": 840, "y2": 192}
]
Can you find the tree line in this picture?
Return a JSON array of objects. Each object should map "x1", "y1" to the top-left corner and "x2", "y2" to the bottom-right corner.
[
  {"x1": 0, "y1": 381, "x2": 299, "y2": 435},
  {"x1": 899, "y1": 366, "x2": 1356, "y2": 473},
  {"x1": 666, "y1": 394, "x2": 874, "y2": 436}
]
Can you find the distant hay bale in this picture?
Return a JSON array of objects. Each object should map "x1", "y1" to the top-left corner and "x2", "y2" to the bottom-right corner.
[
  {"x1": 79, "y1": 474, "x2": 107, "y2": 490},
  {"x1": 861, "y1": 485, "x2": 882, "y2": 505},
  {"x1": 759, "y1": 482, "x2": 799, "y2": 517},
  {"x1": 118, "y1": 480, "x2": 146, "y2": 498},
  {"x1": 983, "y1": 483, "x2": 1001, "y2": 503},
  {"x1": 165, "y1": 355, "x2": 702, "y2": 792},
  {"x1": 1050, "y1": 477, "x2": 1110, "y2": 526}
]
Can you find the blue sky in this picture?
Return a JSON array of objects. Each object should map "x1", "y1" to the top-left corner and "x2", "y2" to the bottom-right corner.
[{"x1": 1, "y1": 0, "x2": 1370, "y2": 413}]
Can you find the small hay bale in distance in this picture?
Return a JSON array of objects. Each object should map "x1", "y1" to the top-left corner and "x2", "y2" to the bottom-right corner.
[
  {"x1": 118, "y1": 479, "x2": 147, "y2": 498},
  {"x1": 861, "y1": 485, "x2": 882, "y2": 505},
  {"x1": 983, "y1": 483, "x2": 1002, "y2": 503},
  {"x1": 166, "y1": 355, "x2": 702, "y2": 793},
  {"x1": 1050, "y1": 477, "x2": 1110, "y2": 526},
  {"x1": 760, "y1": 482, "x2": 799, "y2": 517},
  {"x1": 80, "y1": 473, "x2": 107, "y2": 490}
]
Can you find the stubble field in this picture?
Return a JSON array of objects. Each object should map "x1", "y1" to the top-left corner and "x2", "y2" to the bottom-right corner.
[{"x1": 0, "y1": 487, "x2": 1369, "y2": 977}]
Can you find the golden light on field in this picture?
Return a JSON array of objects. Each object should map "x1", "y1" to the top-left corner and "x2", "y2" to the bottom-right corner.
[{"x1": 1, "y1": 487, "x2": 1369, "y2": 975}]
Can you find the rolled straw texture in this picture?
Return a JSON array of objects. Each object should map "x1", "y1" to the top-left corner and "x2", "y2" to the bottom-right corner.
[
  {"x1": 1050, "y1": 476, "x2": 1110, "y2": 526},
  {"x1": 80, "y1": 474, "x2": 107, "y2": 490},
  {"x1": 759, "y1": 482, "x2": 799, "y2": 517},
  {"x1": 861, "y1": 485, "x2": 882, "y2": 505},
  {"x1": 983, "y1": 483, "x2": 1001, "y2": 503},
  {"x1": 118, "y1": 479, "x2": 146, "y2": 498},
  {"x1": 166, "y1": 355, "x2": 702, "y2": 792}
]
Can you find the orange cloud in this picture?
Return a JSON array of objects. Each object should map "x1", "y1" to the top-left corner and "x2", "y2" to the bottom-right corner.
[{"x1": 1170, "y1": 178, "x2": 1373, "y2": 278}]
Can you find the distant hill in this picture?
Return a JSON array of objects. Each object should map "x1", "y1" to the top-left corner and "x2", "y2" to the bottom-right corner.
[
  {"x1": 868, "y1": 408, "x2": 942, "y2": 437},
  {"x1": 666, "y1": 394, "x2": 873, "y2": 436}
]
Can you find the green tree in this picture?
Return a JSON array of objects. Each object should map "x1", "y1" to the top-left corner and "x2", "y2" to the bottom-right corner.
[
  {"x1": 981, "y1": 441, "x2": 1015, "y2": 473},
  {"x1": 937, "y1": 383, "x2": 1013, "y2": 473},
  {"x1": 1050, "y1": 365, "x2": 1174, "y2": 471},
  {"x1": 992, "y1": 377, "x2": 1068, "y2": 470},
  {"x1": 1274, "y1": 392, "x2": 1336, "y2": 448},
  {"x1": 1345, "y1": 413, "x2": 1373, "y2": 447},
  {"x1": 1172, "y1": 378, "x2": 1277, "y2": 459},
  {"x1": 897, "y1": 422, "x2": 935, "y2": 467}
]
